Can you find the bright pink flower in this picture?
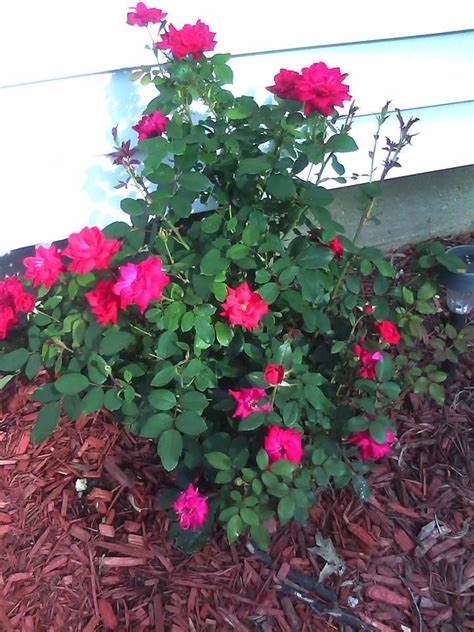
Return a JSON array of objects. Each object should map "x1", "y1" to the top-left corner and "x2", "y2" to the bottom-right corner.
[
  {"x1": 228, "y1": 387, "x2": 270, "y2": 420},
  {"x1": 348, "y1": 429, "x2": 396, "y2": 462},
  {"x1": 264, "y1": 364, "x2": 285, "y2": 386},
  {"x1": 156, "y1": 21, "x2": 216, "y2": 60},
  {"x1": 85, "y1": 279, "x2": 121, "y2": 326},
  {"x1": 329, "y1": 237, "x2": 344, "y2": 258},
  {"x1": 63, "y1": 227, "x2": 121, "y2": 275},
  {"x1": 354, "y1": 343, "x2": 382, "y2": 380},
  {"x1": 23, "y1": 245, "x2": 64, "y2": 289},
  {"x1": 172, "y1": 483, "x2": 208, "y2": 530},
  {"x1": 3, "y1": 276, "x2": 35, "y2": 313},
  {"x1": 113, "y1": 256, "x2": 169, "y2": 313},
  {"x1": 298, "y1": 62, "x2": 351, "y2": 116},
  {"x1": 220, "y1": 282, "x2": 269, "y2": 331},
  {"x1": 264, "y1": 426, "x2": 303, "y2": 465},
  {"x1": 127, "y1": 3, "x2": 167, "y2": 27},
  {"x1": 374, "y1": 320, "x2": 400, "y2": 345},
  {"x1": 132, "y1": 110, "x2": 169, "y2": 142},
  {"x1": 0, "y1": 306, "x2": 18, "y2": 340},
  {"x1": 266, "y1": 69, "x2": 302, "y2": 100}
]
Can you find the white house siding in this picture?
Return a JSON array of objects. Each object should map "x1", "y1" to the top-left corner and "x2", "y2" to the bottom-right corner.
[{"x1": 0, "y1": 1, "x2": 473, "y2": 252}]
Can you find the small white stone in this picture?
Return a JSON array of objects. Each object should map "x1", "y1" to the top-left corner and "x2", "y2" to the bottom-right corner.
[
  {"x1": 347, "y1": 596, "x2": 359, "y2": 608},
  {"x1": 75, "y1": 478, "x2": 88, "y2": 494}
]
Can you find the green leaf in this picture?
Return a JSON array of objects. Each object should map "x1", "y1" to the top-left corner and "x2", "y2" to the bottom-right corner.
[
  {"x1": 104, "y1": 388, "x2": 122, "y2": 411},
  {"x1": 179, "y1": 171, "x2": 211, "y2": 192},
  {"x1": 278, "y1": 496, "x2": 296, "y2": 525},
  {"x1": 87, "y1": 354, "x2": 110, "y2": 384},
  {"x1": 240, "y1": 507, "x2": 259, "y2": 526},
  {"x1": 325, "y1": 134, "x2": 358, "y2": 153},
  {"x1": 0, "y1": 374, "x2": 14, "y2": 390},
  {"x1": 120, "y1": 198, "x2": 147, "y2": 217},
  {"x1": 239, "y1": 412, "x2": 266, "y2": 431},
  {"x1": 256, "y1": 448, "x2": 269, "y2": 471},
  {"x1": 250, "y1": 524, "x2": 270, "y2": 550},
  {"x1": 32, "y1": 383, "x2": 61, "y2": 403},
  {"x1": 295, "y1": 245, "x2": 333, "y2": 269},
  {"x1": 157, "y1": 429, "x2": 183, "y2": 471},
  {"x1": 257, "y1": 283, "x2": 279, "y2": 304},
  {"x1": 373, "y1": 274, "x2": 390, "y2": 295},
  {"x1": 428, "y1": 382, "x2": 445, "y2": 405},
  {"x1": 149, "y1": 389, "x2": 177, "y2": 410},
  {"x1": 180, "y1": 390, "x2": 208, "y2": 412},
  {"x1": 81, "y1": 387, "x2": 104, "y2": 414},
  {"x1": 55, "y1": 373, "x2": 89, "y2": 395},
  {"x1": 0, "y1": 349, "x2": 29, "y2": 372},
  {"x1": 63, "y1": 394, "x2": 82, "y2": 421},
  {"x1": 352, "y1": 475, "x2": 371, "y2": 501},
  {"x1": 375, "y1": 355, "x2": 393, "y2": 382},
  {"x1": 266, "y1": 174, "x2": 296, "y2": 200},
  {"x1": 140, "y1": 413, "x2": 173, "y2": 438},
  {"x1": 176, "y1": 411, "x2": 207, "y2": 435},
  {"x1": 25, "y1": 353, "x2": 41, "y2": 380},
  {"x1": 206, "y1": 451, "x2": 232, "y2": 470},
  {"x1": 304, "y1": 384, "x2": 333, "y2": 412},
  {"x1": 379, "y1": 382, "x2": 401, "y2": 399},
  {"x1": 99, "y1": 331, "x2": 134, "y2": 356},
  {"x1": 226, "y1": 244, "x2": 250, "y2": 261},
  {"x1": 227, "y1": 514, "x2": 245, "y2": 543},
  {"x1": 200, "y1": 249, "x2": 228, "y2": 276},
  {"x1": 346, "y1": 415, "x2": 370, "y2": 432},
  {"x1": 201, "y1": 213, "x2": 222, "y2": 234},
  {"x1": 369, "y1": 422, "x2": 387, "y2": 444},
  {"x1": 32, "y1": 401, "x2": 61, "y2": 445},
  {"x1": 271, "y1": 460, "x2": 298, "y2": 478},
  {"x1": 402, "y1": 287, "x2": 414, "y2": 304},
  {"x1": 418, "y1": 281, "x2": 437, "y2": 300},
  {"x1": 151, "y1": 365, "x2": 176, "y2": 387},
  {"x1": 237, "y1": 156, "x2": 272, "y2": 176},
  {"x1": 215, "y1": 321, "x2": 233, "y2": 346}
]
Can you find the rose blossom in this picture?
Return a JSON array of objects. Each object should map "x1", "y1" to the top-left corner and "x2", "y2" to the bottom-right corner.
[
  {"x1": 298, "y1": 62, "x2": 351, "y2": 116},
  {"x1": 264, "y1": 364, "x2": 285, "y2": 386},
  {"x1": 348, "y1": 429, "x2": 396, "y2": 462},
  {"x1": 113, "y1": 256, "x2": 169, "y2": 313},
  {"x1": 329, "y1": 237, "x2": 344, "y2": 258},
  {"x1": 156, "y1": 20, "x2": 216, "y2": 60},
  {"x1": 132, "y1": 110, "x2": 169, "y2": 142},
  {"x1": 363, "y1": 304, "x2": 374, "y2": 314},
  {"x1": 127, "y1": 3, "x2": 167, "y2": 27},
  {"x1": 172, "y1": 483, "x2": 208, "y2": 530},
  {"x1": 23, "y1": 244, "x2": 64, "y2": 289},
  {"x1": 228, "y1": 387, "x2": 270, "y2": 420},
  {"x1": 220, "y1": 282, "x2": 269, "y2": 331},
  {"x1": 3, "y1": 276, "x2": 35, "y2": 313},
  {"x1": 354, "y1": 343, "x2": 382, "y2": 380},
  {"x1": 85, "y1": 279, "x2": 121, "y2": 326},
  {"x1": 266, "y1": 69, "x2": 301, "y2": 100},
  {"x1": 264, "y1": 426, "x2": 303, "y2": 465},
  {"x1": 374, "y1": 320, "x2": 400, "y2": 345},
  {"x1": 0, "y1": 306, "x2": 18, "y2": 340},
  {"x1": 63, "y1": 227, "x2": 121, "y2": 275}
]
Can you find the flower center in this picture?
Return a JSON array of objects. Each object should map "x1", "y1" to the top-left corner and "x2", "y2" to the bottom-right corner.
[{"x1": 240, "y1": 303, "x2": 248, "y2": 311}]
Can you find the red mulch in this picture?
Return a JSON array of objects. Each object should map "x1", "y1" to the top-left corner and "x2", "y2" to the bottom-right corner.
[{"x1": 1, "y1": 359, "x2": 473, "y2": 632}]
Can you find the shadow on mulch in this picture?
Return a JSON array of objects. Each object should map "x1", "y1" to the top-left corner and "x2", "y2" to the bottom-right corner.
[{"x1": 1, "y1": 352, "x2": 473, "y2": 631}]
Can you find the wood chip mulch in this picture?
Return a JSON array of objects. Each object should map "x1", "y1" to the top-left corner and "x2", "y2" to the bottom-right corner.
[{"x1": 1, "y1": 358, "x2": 473, "y2": 631}]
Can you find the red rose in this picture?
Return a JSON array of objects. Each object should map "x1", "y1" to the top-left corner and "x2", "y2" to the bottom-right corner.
[
  {"x1": 264, "y1": 426, "x2": 303, "y2": 465},
  {"x1": 132, "y1": 110, "x2": 169, "y2": 142},
  {"x1": 228, "y1": 387, "x2": 270, "y2": 420},
  {"x1": 266, "y1": 69, "x2": 302, "y2": 100},
  {"x1": 220, "y1": 282, "x2": 269, "y2": 331},
  {"x1": 156, "y1": 20, "x2": 216, "y2": 60},
  {"x1": 113, "y1": 256, "x2": 169, "y2": 313},
  {"x1": 63, "y1": 227, "x2": 121, "y2": 275},
  {"x1": 329, "y1": 237, "x2": 344, "y2": 258},
  {"x1": 3, "y1": 276, "x2": 35, "y2": 313},
  {"x1": 0, "y1": 306, "x2": 18, "y2": 340},
  {"x1": 375, "y1": 320, "x2": 400, "y2": 345},
  {"x1": 264, "y1": 364, "x2": 285, "y2": 385},
  {"x1": 127, "y1": 3, "x2": 167, "y2": 27},
  {"x1": 85, "y1": 279, "x2": 121, "y2": 326},
  {"x1": 348, "y1": 429, "x2": 396, "y2": 462},
  {"x1": 23, "y1": 244, "x2": 64, "y2": 289},
  {"x1": 354, "y1": 343, "x2": 382, "y2": 380},
  {"x1": 298, "y1": 62, "x2": 351, "y2": 116}
]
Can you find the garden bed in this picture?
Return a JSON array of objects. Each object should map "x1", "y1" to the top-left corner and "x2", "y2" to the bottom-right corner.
[{"x1": 1, "y1": 240, "x2": 473, "y2": 631}]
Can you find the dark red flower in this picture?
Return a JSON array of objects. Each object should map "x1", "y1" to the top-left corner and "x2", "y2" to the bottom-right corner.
[
  {"x1": 85, "y1": 279, "x2": 121, "y2": 326},
  {"x1": 132, "y1": 110, "x2": 169, "y2": 143},
  {"x1": 329, "y1": 237, "x2": 344, "y2": 258},
  {"x1": 348, "y1": 429, "x2": 396, "y2": 462},
  {"x1": 374, "y1": 320, "x2": 400, "y2": 345},
  {"x1": 266, "y1": 69, "x2": 302, "y2": 100},
  {"x1": 298, "y1": 62, "x2": 351, "y2": 116},
  {"x1": 156, "y1": 21, "x2": 216, "y2": 60},
  {"x1": 220, "y1": 282, "x2": 269, "y2": 331},
  {"x1": 264, "y1": 364, "x2": 285, "y2": 386}
]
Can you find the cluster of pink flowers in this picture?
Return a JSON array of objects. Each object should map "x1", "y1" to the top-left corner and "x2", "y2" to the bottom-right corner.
[
  {"x1": 0, "y1": 276, "x2": 35, "y2": 340},
  {"x1": 156, "y1": 20, "x2": 216, "y2": 60},
  {"x1": 349, "y1": 429, "x2": 396, "y2": 462},
  {"x1": 267, "y1": 63, "x2": 351, "y2": 116}
]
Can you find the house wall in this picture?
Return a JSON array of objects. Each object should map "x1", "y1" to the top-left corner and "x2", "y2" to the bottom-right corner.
[{"x1": 0, "y1": 1, "x2": 473, "y2": 254}]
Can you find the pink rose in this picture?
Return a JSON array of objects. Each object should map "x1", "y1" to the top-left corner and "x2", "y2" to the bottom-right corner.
[
  {"x1": 3, "y1": 276, "x2": 35, "y2": 313},
  {"x1": 228, "y1": 387, "x2": 270, "y2": 420},
  {"x1": 156, "y1": 20, "x2": 216, "y2": 60},
  {"x1": 0, "y1": 306, "x2": 18, "y2": 340},
  {"x1": 348, "y1": 429, "x2": 396, "y2": 462},
  {"x1": 220, "y1": 282, "x2": 269, "y2": 331},
  {"x1": 113, "y1": 256, "x2": 169, "y2": 313},
  {"x1": 264, "y1": 426, "x2": 303, "y2": 465},
  {"x1": 23, "y1": 244, "x2": 64, "y2": 289},
  {"x1": 63, "y1": 227, "x2": 121, "y2": 275},
  {"x1": 329, "y1": 237, "x2": 344, "y2": 258},
  {"x1": 264, "y1": 364, "x2": 285, "y2": 386},
  {"x1": 85, "y1": 279, "x2": 121, "y2": 326},
  {"x1": 266, "y1": 69, "x2": 302, "y2": 100},
  {"x1": 127, "y1": 3, "x2": 167, "y2": 27},
  {"x1": 132, "y1": 110, "x2": 169, "y2": 143},
  {"x1": 172, "y1": 484, "x2": 208, "y2": 530},
  {"x1": 298, "y1": 62, "x2": 351, "y2": 116}
]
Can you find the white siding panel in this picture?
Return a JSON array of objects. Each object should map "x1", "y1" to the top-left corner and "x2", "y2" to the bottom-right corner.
[
  {"x1": 0, "y1": 69, "x2": 472, "y2": 253},
  {"x1": 1, "y1": 0, "x2": 473, "y2": 86}
]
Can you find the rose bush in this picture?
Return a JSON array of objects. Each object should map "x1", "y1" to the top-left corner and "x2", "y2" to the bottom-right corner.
[{"x1": 0, "y1": 8, "x2": 420, "y2": 549}]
